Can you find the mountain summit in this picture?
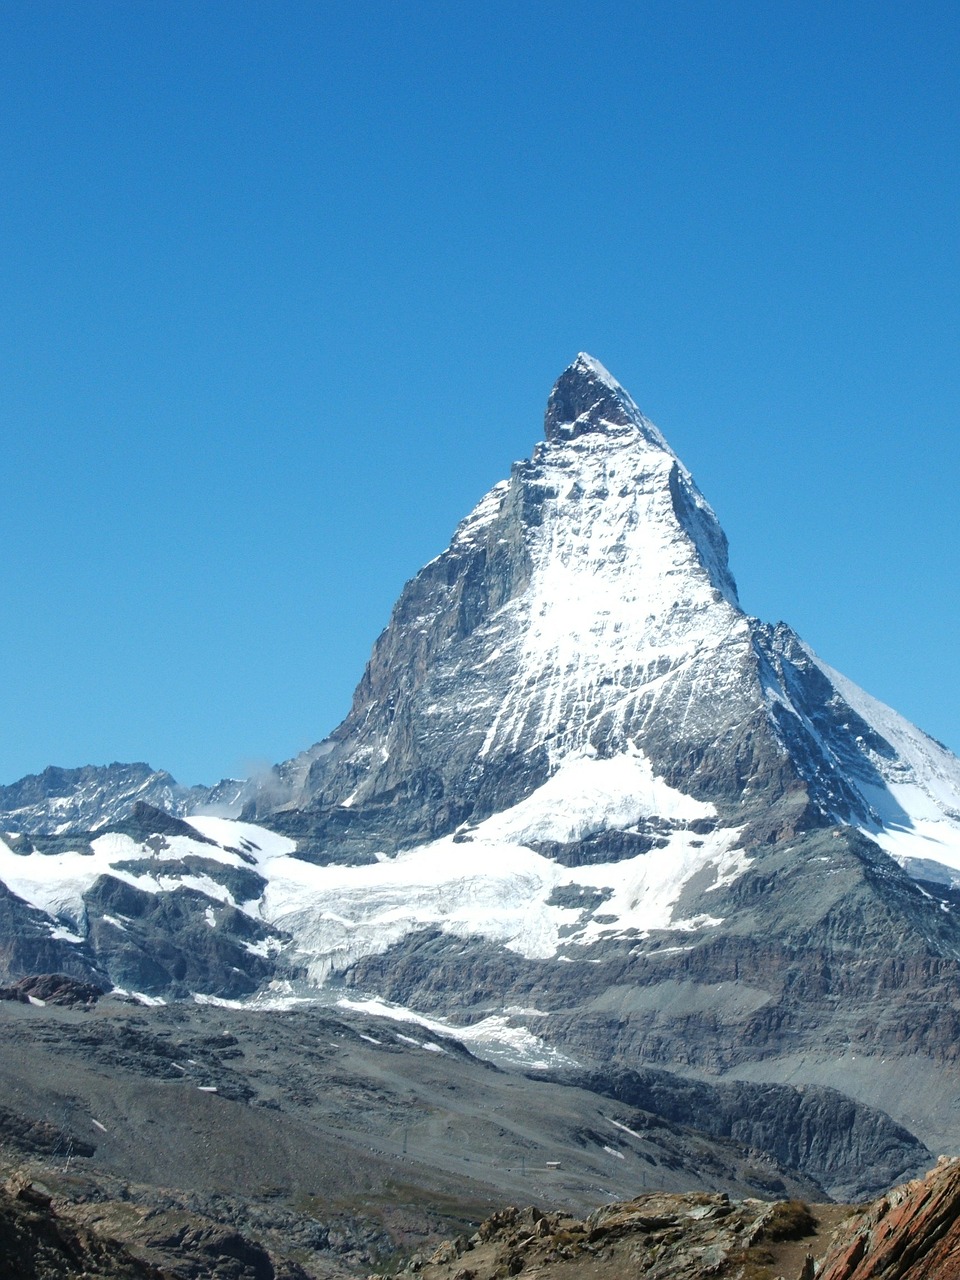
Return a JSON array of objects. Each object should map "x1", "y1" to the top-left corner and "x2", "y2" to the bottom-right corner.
[
  {"x1": 3, "y1": 357, "x2": 960, "y2": 1172},
  {"x1": 543, "y1": 352, "x2": 670, "y2": 444},
  {"x1": 256, "y1": 355, "x2": 960, "y2": 877}
]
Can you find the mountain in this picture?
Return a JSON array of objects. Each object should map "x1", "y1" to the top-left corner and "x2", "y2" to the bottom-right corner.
[
  {"x1": 3, "y1": 354, "x2": 960, "y2": 1195},
  {"x1": 252, "y1": 354, "x2": 960, "y2": 868},
  {"x1": 0, "y1": 763, "x2": 245, "y2": 836}
]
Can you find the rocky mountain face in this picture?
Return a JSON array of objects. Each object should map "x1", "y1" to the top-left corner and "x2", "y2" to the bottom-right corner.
[
  {"x1": 252, "y1": 354, "x2": 960, "y2": 858},
  {"x1": 3, "y1": 355, "x2": 960, "y2": 1206},
  {"x1": 0, "y1": 764, "x2": 244, "y2": 836}
]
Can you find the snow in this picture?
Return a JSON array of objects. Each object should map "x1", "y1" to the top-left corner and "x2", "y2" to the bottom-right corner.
[
  {"x1": 809, "y1": 653, "x2": 960, "y2": 883},
  {"x1": 47, "y1": 923, "x2": 84, "y2": 944},
  {"x1": 0, "y1": 743, "x2": 749, "y2": 987},
  {"x1": 240, "y1": 937, "x2": 280, "y2": 958},
  {"x1": 473, "y1": 423, "x2": 742, "y2": 765},
  {"x1": 258, "y1": 746, "x2": 746, "y2": 982},
  {"x1": 574, "y1": 351, "x2": 619, "y2": 385},
  {"x1": 472, "y1": 743, "x2": 713, "y2": 845},
  {"x1": 336, "y1": 995, "x2": 578, "y2": 1071},
  {"x1": 608, "y1": 1117, "x2": 645, "y2": 1142},
  {"x1": 0, "y1": 821, "x2": 283, "y2": 929},
  {"x1": 182, "y1": 815, "x2": 297, "y2": 862}
]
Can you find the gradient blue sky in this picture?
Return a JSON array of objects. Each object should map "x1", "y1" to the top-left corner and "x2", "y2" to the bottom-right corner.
[{"x1": 2, "y1": 1, "x2": 959, "y2": 785}]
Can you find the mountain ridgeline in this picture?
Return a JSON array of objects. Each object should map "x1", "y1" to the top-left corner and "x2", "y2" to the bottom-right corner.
[
  {"x1": 253, "y1": 354, "x2": 960, "y2": 861},
  {"x1": 3, "y1": 354, "x2": 960, "y2": 1210}
]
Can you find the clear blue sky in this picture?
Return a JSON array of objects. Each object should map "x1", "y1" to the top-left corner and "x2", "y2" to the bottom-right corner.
[{"x1": 2, "y1": 1, "x2": 958, "y2": 785}]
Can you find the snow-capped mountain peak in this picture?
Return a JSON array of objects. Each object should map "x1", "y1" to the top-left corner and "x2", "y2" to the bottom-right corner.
[
  {"x1": 4, "y1": 355, "x2": 960, "y2": 1027},
  {"x1": 544, "y1": 351, "x2": 671, "y2": 451}
]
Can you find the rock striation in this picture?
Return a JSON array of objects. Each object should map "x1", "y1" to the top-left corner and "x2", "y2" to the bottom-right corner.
[{"x1": 817, "y1": 1156, "x2": 960, "y2": 1280}]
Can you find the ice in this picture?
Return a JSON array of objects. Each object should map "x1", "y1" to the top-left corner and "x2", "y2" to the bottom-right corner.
[
  {"x1": 336, "y1": 995, "x2": 578, "y2": 1071},
  {"x1": 253, "y1": 742, "x2": 748, "y2": 982},
  {"x1": 609, "y1": 1117, "x2": 645, "y2": 1141},
  {"x1": 182, "y1": 815, "x2": 297, "y2": 862},
  {"x1": 0, "y1": 745, "x2": 752, "y2": 987}
]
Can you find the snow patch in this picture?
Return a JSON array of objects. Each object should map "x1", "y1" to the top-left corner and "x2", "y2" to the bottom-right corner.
[{"x1": 337, "y1": 995, "x2": 577, "y2": 1071}]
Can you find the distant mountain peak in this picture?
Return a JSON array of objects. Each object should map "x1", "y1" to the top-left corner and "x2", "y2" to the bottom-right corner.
[{"x1": 544, "y1": 352, "x2": 669, "y2": 451}]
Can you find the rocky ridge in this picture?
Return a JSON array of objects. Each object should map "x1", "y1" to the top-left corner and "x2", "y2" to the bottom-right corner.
[
  {"x1": 3, "y1": 357, "x2": 960, "y2": 1201},
  {"x1": 0, "y1": 764, "x2": 244, "y2": 837},
  {"x1": 371, "y1": 1194, "x2": 844, "y2": 1280},
  {"x1": 369, "y1": 1156, "x2": 960, "y2": 1280},
  {"x1": 817, "y1": 1156, "x2": 960, "y2": 1280}
]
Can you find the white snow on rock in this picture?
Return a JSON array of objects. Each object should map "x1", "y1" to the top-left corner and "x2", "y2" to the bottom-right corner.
[
  {"x1": 810, "y1": 654, "x2": 960, "y2": 883},
  {"x1": 474, "y1": 412, "x2": 743, "y2": 766},
  {"x1": 471, "y1": 743, "x2": 713, "y2": 845},
  {"x1": 336, "y1": 995, "x2": 578, "y2": 1071},
  {"x1": 254, "y1": 746, "x2": 747, "y2": 983},
  {"x1": 0, "y1": 747, "x2": 750, "y2": 985}
]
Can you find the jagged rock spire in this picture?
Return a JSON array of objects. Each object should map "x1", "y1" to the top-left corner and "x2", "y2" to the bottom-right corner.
[{"x1": 544, "y1": 352, "x2": 668, "y2": 449}]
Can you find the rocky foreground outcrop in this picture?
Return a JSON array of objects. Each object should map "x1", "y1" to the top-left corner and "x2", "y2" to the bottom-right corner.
[
  {"x1": 0, "y1": 1174, "x2": 161, "y2": 1279},
  {"x1": 370, "y1": 1194, "x2": 843, "y2": 1280},
  {"x1": 818, "y1": 1155, "x2": 960, "y2": 1280},
  {"x1": 372, "y1": 1157, "x2": 960, "y2": 1280}
]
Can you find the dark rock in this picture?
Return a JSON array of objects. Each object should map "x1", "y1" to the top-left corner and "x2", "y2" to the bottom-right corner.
[
  {"x1": 554, "y1": 1067, "x2": 929, "y2": 1200},
  {"x1": 83, "y1": 877, "x2": 277, "y2": 999},
  {"x1": 0, "y1": 1107, "x2": 95, "y2": 1159},
  {"x1": 0, "y1": 1178, "x2": 159, "y2": 1278},
  {"x1": 101, "y1": 801, "x2": 219, "y2": 846},
  {"x1": 0, "y1": 973, "x2": 104, "y2": 1007}
]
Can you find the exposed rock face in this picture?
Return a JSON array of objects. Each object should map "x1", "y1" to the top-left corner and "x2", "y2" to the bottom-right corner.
[
  {"x1": 818, "y1": 1157, "x2": 960, "y2": 1280},
  {"x1": 0, "y1": 763, "x2": 245, "y2": 836},
  {"x1": 0, "y1": 1175, "x2": 161, "y2": 1279},
  {"x1": 256, "y1": 354, "x2": 770, "y2": 846},
  {"x1": 550, "y1": 1068, "x2": 928, "y2": 1201},
  {"x1": 0, "y1": 973, "x2": 104, "y2": 1007},
  {"x1": 0, "y1": 881, "x2": 107, "y2": 989}
]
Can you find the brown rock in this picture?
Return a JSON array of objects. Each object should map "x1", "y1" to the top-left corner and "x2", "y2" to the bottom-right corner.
[{"x1": 818, "y1": 1157, "x2": 960, "y2": 1280}]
